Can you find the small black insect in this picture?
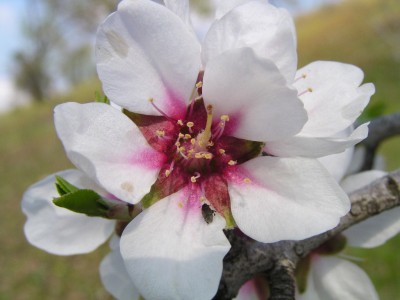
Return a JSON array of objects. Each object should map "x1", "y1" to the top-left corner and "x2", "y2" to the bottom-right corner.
[{"x1": 201, "y1": 204, "x2": 215, "y2": 224}]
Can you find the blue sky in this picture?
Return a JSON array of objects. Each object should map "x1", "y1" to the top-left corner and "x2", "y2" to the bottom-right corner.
[{"x1": 0, "y1": 0, "x2": 26, "y2": 78}]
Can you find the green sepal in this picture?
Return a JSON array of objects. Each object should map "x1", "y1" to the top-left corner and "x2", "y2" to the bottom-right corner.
[
  {"x1": 295, "y1": 254, "x2": 311, "y2": 294},
  {"x1": 94, "y1": 91, "x2": 110, "y2": 104},
  {"x1": 53, "y1": 189, "x2": 109, "y2": 218},
  {"x1": 55, "y1": 175, "x2": 79, "y2": 195}
]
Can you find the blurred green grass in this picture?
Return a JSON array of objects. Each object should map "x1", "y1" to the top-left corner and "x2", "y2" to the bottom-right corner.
[{"x1": 0, "y1": 0, "x2": 399, "y2": 298}]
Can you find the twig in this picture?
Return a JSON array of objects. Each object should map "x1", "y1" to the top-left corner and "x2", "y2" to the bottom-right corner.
[
  {"x1": 214, "y1": 170, "x2": 400, "y2": 299},
  {"x1": 360, "y1": 113, "x2": 400, "y2": 171}
]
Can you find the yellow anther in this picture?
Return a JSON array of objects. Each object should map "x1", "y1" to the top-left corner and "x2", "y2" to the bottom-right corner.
[
  {"x1": 188, "y1": 149, "x2": 195, "y2": 154},
  {"x1": 219, "y1": 149, "x2": 226, "y2": 154},
  {"x1": 165, "y1": 170, "x2": 171, "y2": 177},
  {"x1": 177, "y1": 120, "x2": 184, "y2": 126},
  {"x1": 307, "y1": 87, "x2": 313, "y2": 92},
  {"x1": 178, "y1": 133, "x2": 184, "y2": 138},
  {"x1": 175, "y1": 141, "x2": 181, "y2": 147},
  {"x1": 178, "y1": 146, "x2": 186, "y2": 152},
  {"x1": 204, "y1": 153, "x2": 213, "y2": 160},
  {"x1": 156, "y1": 130, "x2": 165, "y2": 137},
  {"x1": 208, "y1": 141, "x2": 214, "y2": 147},
  {"x1": 148, "y1": 97, "x2": 154, "y2": 102},
  {"x1": 184, "y1": 134, "x2": 192, "y2": 139},
  {"x1": 191, "y1": 138, "x2": 196, "y2": 145},
  {"x1": 228, "y1": 160, "x2": 237, "y2": 166},
  {"x1": 196, "y1": 81, "x2": 203, "y2": 88},
  {"x1": 220, "y1": 115, "x2": 230, "y2": 122},
  {"x1": 243, "y1": 178, "x2": 252, "y2": 184},
  {"x1": 191, "y1": 176, "x2": 197, "y2": 183},
  {"x1": 195, "y1": 153, "x2": 202, "y2": 159},
  {"x1": 187, "y1": 121, "x2": 194, "y2": 128},
  {"x1": 200, "y1": 196, "x2": 207, "y2": 202},
  {"x1": 177, "y1": 202, "x2": 183, "y2": 208}
]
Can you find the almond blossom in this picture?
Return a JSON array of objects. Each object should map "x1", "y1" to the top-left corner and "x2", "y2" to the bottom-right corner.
[
  {"x1": 22, "y1": 0, "x2": 375, "y2": 299},
  {"x1": 22, "y1": 170, "x2": 115, "y2": 255}
]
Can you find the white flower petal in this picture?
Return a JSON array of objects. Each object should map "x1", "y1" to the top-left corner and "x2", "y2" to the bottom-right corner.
[
  {"x1": 318, "y1": 147, "x2": 354, "y2": 182},
  {"x1": 311, "y1": 256, "x2": 379, "y2": 300},
  {"x1": 120, "y1": 188, "x2": 231, "y2": 300},
  {"x1": 54, "y1": 102, "x2": 165, "y2": 204},
  {"x1": 100, "y1": 242, "x2": 140, "y2": 300},
  {"x1": 96, "y1": 0, "x2": 201, "y2": 118},
  {"x1": 265, "y1": 123, "x2": 369, "y2": 158},
  {"x1": 344, "y1": 206, "x2": 400, "y2": 248},
  {"x1": 341, "y1": 170, "x2": 387, "y2": 194},
  {"x1": 163, "y1": 0, "x2": 191, "y2": 27},
  {"x1": 215, "y1": 0, "x2": 260, "y2": 19},
  {"x1": 202, "y1": 47, "x2": 307, "y2": 142},
  {"x1": 295, "y1": 61, "x2": 374, "y2": 136},
  {"x1": 228, "y1": 157, "x2": 350, "y2": 242},
  {"x1": 203, "y1": 1, "x2": 297, "y2": 82},
  {"x1": 21, "y1": 170, "x2": 115, "y2": 255}
]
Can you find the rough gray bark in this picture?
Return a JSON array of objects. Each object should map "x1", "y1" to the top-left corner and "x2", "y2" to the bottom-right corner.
[
  {"x1": 213, "y1": 170, "x2": 400, "y2": 300},
  {"x1": 360, "y1": 112, "x2": 400, "y2": 171}
]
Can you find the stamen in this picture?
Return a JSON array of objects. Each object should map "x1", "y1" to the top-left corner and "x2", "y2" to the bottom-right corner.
[
  {"x1": 196, "y1": 81, "x2": 203, "y2": 88},
  {"x1": 156, "y1": 130, "x2": 165, "y2": 137},
  {"x1": 294, "y1": 73, "x2": 307, "y2": 82},
  {"x1": 220, "y1": 115, "x2": 230, "y2": 122},
  {"x1": 184, "y1": 134, "x2": 192, "y2": 139},
  {"x1": 228, "y1": 160, "x2": 237, "y2": 166},
  {"x1": 213, "y1": 114, "x2": 230, "y2": 141},
  {"x1": 165, "y1": 161, "x2": 175, "y2": 177},
  {"x1": 243, "y1": 178, "x2": 252, "y2": 184},
  {"x1": 177, "y1": 120, "x2": 184, "y2": 126},
  {"x1": 190, "y1": 138, "x2": 196, "y2": 145},
  {"x1": 204, "y1": 153, "x2": 213, "y2": 160},
  {"x1": 191, "y1": 172, "x2": 201, "y2": 183},
  {"x1": 187, "y1": 122, "x2": 194, "y2": 128},
  {"x1": 149, "y1": 98, "x2": 173, "y2": 120},
  {"x1": 298, "y1": 87, "x2": 313, "y2": 97},
  {"x1": 219, "y1": 149, "x2": 226, "y2": 155}
]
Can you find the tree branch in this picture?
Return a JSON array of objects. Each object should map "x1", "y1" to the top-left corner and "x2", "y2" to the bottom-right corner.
[
  {"x1": 214, "y1": 170, "x2": 400, "y2": 300},
  {"x1": 360, "y1": 113, "x2": 400, "y2": 171}
]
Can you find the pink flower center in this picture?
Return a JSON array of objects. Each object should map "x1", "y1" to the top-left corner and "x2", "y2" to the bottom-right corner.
[{"x1": 124, "y1": 76, "x2": 264, "y2": 224}]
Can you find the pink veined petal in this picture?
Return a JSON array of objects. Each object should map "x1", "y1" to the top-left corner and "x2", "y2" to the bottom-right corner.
[
  {"x1": 54, "y1": 102, "x2": 166, "y2": 204},
  {"x1": 120, "y1": 187, "x2": 231, "y2": 300},
  {"x1": 96, "y1": 0, "x2": 201, "y2": 119},
  {"x1": 21, "y1": 170, "x2": 115, "y2": 255},
  {"x1": 202, "y1": 47, "x2": 307, "y2": 142},
  {"x1": 265, "y1": 123, "x2": 369, "y2": 158},
  {"x1": 318, "y1": 147, "x2": 354, "y2": 182},
  {"x1": 228, "y1": 156, "x2": 350, "y2": 243},
  {"x1": 100, "y1": 239, "x2": 141, "y2": 300},
  {"x1": 294, "y1": 61, "x2": 374, "y2": 136},
  {"x1": 203, "y1": 1, "x2": 297, "y2": 82},
  {"x1": 310, "y1": 255, "x2": 379, "y2": 300},
  {"x1": 341, "y1": 170, "x2": 400, "y2": 248}
]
